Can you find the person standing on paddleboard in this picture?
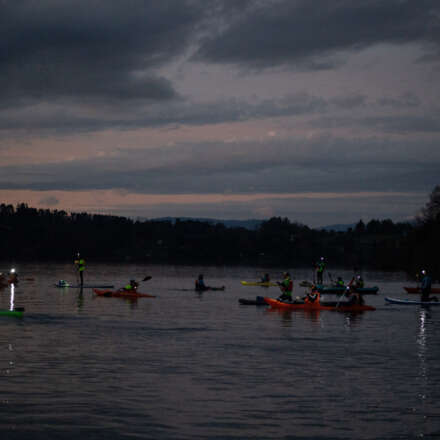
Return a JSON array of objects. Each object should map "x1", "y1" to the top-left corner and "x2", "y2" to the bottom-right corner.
[
  {"x1": 74, "y1": 253, "x2": 86, "y2": 286},
  {"x1": 420, "y1": 270, "x2": 437, "y2": 302},
  {"x1": 315, "y1": 257, "x2": 325, "y2": 284}
]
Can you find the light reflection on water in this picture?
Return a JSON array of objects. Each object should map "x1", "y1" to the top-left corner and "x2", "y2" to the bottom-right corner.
[{"x1": 0, "y1": 263, "x2": 439, "y2": 439}]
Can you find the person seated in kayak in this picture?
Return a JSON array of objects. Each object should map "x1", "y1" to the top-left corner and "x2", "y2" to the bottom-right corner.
[
  {"x1": 304, "y1": 286, "x2": 320, "y2": 304},
  {"x1": 261, "y1": 273, "x2": 270, "y2": 283},
  {"x1": 334, "y1": 277, "x2": 344, "y2": 287},
  {"x1": 195, "y1": 274, "x2": 208, "y2": 291},
  {"x1": 345, "y1": 288, "x2": 364, "y2": 305},
  {"x1": 420, "y1": 270, "x2": 438, "y2": 302},
  {"x1": 277, "y1": 272, "x2": 293, "y2": 301},
  {"x1": 119, "y1": 279, "x2": 139, "y2": 292},
  {"x1": 354, "y1": 275, "x2": 364, "y2": 289}
]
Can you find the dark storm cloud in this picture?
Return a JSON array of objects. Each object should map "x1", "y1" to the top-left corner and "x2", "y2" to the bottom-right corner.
[
  {"x1": 0, "y1": 136, "x2": 438, "y2": 194},
  {"x1": 194, "y1": 0, "x2": 440, "y2": 68},
  {"x1": 0, "y1": 92, "x2": 367, "y2": 134},
  {"x1": 0, "y1": 0, "x2": 215, "y2": 106}
]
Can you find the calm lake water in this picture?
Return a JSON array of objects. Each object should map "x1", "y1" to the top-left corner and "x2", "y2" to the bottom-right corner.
[{"x1": 1, "y1": 263, "x2": 439, "y2": 439}]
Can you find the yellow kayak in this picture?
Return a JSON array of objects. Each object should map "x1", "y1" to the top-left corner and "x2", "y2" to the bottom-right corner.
[{"x1": 240, "y1": 281, "x2": 278, "y2": 287}]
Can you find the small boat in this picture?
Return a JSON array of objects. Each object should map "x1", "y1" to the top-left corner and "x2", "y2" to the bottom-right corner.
[
  {"x1": 385, "y1": 297, "x2": 440, "y2": 306},
  {"x1": 240, "y1": 281, "x2": 278, "y2": 287},
  {"x1": 264, "y1": 297, "x2": 375, "y2": 312},
  {"x1": 403, "y1": 287, "x2": 440, "y2": 294},
  {"x1": 55, "y1": 281, "x2": 114, "y2": 288},
  {"x1": 93, "y1": 289, "x2": 156, "y2": 298},
  {"x1": 238, "y1": 296, "x2": 268, "y2": 305},
  {"x1": 0, "y1": 308, "x2": 24, "y2": 317},
  {"x1": 316, "y1": 285, "x2": 379, "y2": 295}
]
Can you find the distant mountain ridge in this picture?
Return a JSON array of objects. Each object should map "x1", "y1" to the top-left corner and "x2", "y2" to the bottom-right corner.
[
  {"x1": 141, "y1": 216, "x2": 355, "y2": 231},
  {"x1": 143, "y1": 217, "x2": 263, "y2": 230}
]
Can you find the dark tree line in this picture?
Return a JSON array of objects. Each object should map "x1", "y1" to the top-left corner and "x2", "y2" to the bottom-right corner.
[{"x1": 1, "y1": 186, "x2": 439, "y2": 279}]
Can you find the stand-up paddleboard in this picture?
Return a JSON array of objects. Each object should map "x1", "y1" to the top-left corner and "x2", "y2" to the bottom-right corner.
[
  {"x1": 54, "y1": 280, "x2": 114, "y2": 288},
  {"x1": 385, "y1": 297, "x2": 440, "y2": 306}
]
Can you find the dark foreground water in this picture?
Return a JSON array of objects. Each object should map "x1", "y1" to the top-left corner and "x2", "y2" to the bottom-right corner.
[{"x1": 1, "y1": 263, "x2": 439, "y2": 439}]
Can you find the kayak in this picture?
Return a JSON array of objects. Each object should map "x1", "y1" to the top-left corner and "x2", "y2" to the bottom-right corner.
[
  {"x1": 385, "y1": 297, "x2": 440, "y2": 306},
  {"x1": 240, "y1": 281, "x2": 278, "y2": 287},
  {"x1": 316, "y1": 285, "x2": 379, "y2": 295},
  {"x1": 0, "y1": 308, "x2": 24, "y2": 317},
  {"x1": 55, "y1": 283, "x2": 115, "y2": 288},
  {"x1": 195, "y1": 286, "x2": 225, "y2": 292},
  {"x1": 239, "y1": 296, "x2": 268, "y2": 305},
  {"x1": 264, "y1": 297, "x2": 376, "y2": 312},
  {"x1": 93, "y1": 289, "x2": 156, "y2": 298},
  {"x1": 404, "y1": 287, "x2": 440, "y2": 294}
]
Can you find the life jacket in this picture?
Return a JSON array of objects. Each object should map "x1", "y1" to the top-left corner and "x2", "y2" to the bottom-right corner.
[
  {"x1": 305, "y1": 291, "x2": 320, "y2": 304},
  {"x1": 75, "y1": 258, "x2": 85, "y2": 272}
]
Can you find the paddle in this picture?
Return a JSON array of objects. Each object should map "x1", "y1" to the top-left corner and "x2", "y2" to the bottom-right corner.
[{"x1": 142, "y1": 275, "x2": 152, "y2": 281}]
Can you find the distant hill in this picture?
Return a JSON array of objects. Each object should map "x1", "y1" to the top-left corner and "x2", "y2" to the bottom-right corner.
[
  {"x1": 139, "y1": 217, "x2": 263, "y2": 230},
  {"x1": 318, "y1": 223, "x2": 357, "y2": 232}
]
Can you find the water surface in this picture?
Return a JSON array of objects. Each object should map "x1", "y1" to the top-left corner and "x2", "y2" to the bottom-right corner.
[{"x1": 1, "y1": 264, "x2": 439, "y2": 439}]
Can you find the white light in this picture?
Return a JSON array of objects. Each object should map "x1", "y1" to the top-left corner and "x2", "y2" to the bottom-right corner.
[{"x1": 10, "y1": 268, "x2": 15, "y2": 273}]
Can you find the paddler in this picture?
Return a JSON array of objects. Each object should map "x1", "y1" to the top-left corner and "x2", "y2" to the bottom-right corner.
[
  {"x1": 277, "y1": 272, "x2": 293, "y2": 302},
  {"x1": 315, "y1": 257, "x2": 325, "y2": 284},
  {"x1": 335, "y1": 276, "x2": 344, "y2": 287},
  {"x1": 74, "y1": 253, "x2": 86, "y2": 286},
  {"x1": 123, "y1": 279, "x2": 139, "y2": 292},
  {"x1": 420, "y1": 270, "x2": 438, "y2": 302},
  {"x1": 261, "y1": 273, "x2": 270, "y2": 283},
  {"x1": 304, "y1": 285, "x2": 320, "y2": 303},
  {"x1": 195, "y1": 274, "x2": 207, "y2": 291}
]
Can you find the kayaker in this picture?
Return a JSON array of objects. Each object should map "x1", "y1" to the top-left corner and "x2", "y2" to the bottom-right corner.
[
  {"x1": 345, "y1": 289, "x2": 364, "y2": 305},
  {"x1": 420, "y1": 270, "x2": 438, "y2": 302},
  {"x1": 261, "y1": 273, "x2": 270, "y2": 283},
  {"x1": 335, "y1": 277, "x2": 344, "y2": 287},
  {"x1": 354, "y1": 275, "x2": 364, "y2": 289},
  {"x1": 315, "y1": 257, "x2": 325, "y2": 284},
  {"x1": 123, "y1": 279, "x2": 139, "y2": 292},
  {"x1": 277, "y1": 272, "x2": 293, "y2": 302},
  {"x1": 74, "y1": 253, "x2": 86, "y2": 286},
  {"x1": 195, "y1": 274, "x2": 207, "y2": 291},
  {"x1": 304, "y1": 285, "x2": 320, "y2": 303}
]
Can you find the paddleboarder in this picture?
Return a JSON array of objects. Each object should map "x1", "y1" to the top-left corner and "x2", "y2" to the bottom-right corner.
[
  {"x1": 420, "y1": 270, "x2": 438, "y2": 302},
  {"x1": 74, "y1": 253, "x2": 86, "y2": 286},
  {"x1": 315, "y1": 257, "x2": 325, "y2": 284}
]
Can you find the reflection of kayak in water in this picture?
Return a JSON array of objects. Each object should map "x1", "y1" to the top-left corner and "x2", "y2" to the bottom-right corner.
[
  {"x1": 0, "y1": 308, "x2": 24, "y2": 317},
  {"x1": 93, "y1": 289, "x2": 156, "y2": 298},
  {"x1": 238, "y1": 296, "x2": 268, "y2": 305},
  {"x1": 240, "y1": 281, "x2": 277, "y2": 287},
  {"x1": 385, "y1": 297, "x2": 440, "y2": 306},
  {"x1": 264, "y1": 297, "x2": 375, "y2": 312}
]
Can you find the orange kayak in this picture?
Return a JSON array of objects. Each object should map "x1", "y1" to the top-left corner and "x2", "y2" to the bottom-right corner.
[
  {"x1": 264, "y1": 297, "x2": 375, "y2": 312},
  {"x1": 93, "y1": 288, "x2": 156, "y2": 298}
]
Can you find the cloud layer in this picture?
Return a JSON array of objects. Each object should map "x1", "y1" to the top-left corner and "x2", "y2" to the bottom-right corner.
[{"x1": 1, "y1": 0, "x2": 439, "y2": 225}]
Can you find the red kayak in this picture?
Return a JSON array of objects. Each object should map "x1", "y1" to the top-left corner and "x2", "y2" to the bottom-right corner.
[
  {"x1": 264, "y1": 297, "x2": 375, "y2": 312},
  {"x1": 93, "y1": 289, "x2": 156, "y2": 298},
  {"x1": 404, "y1": 287, "x2": 440, "y2": 294}
]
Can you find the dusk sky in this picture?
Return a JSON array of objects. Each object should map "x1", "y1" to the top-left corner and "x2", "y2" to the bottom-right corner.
[{"x1": 1, "y1": 0, "x2": 439, "y2": 227}]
